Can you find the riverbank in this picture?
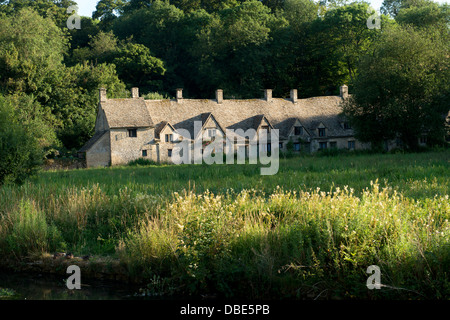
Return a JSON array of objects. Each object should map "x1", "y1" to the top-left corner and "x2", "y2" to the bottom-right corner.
[
  {"x1": 0, "y1": 253, "x2": 139, "y2": 284},
  {"x1": 0, "y1": 151, "x2": 449, "y2": 299}
]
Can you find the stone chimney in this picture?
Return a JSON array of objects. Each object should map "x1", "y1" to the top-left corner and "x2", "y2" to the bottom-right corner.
[
  {"x1": 131, "y1": 87, "x2": 139, "y2": 99},
  {"x1": 99, "y1": 88, "x2": 107, "y2": 102},
  {"x1": 216, "y1": 89, "x2": 223, "y2": 104},
  {"x1": 340, "y1": 85, "x2": 348, "y2": 99},
  {"x1": 176, "y1": 88, "x2": 183, "y2": 102},
  {"x1": 290, "y1": 89, "x2": 298, "y2": 103},
  {"x1": 264, "y1": 89, "x2": 273, "y2": 102}
]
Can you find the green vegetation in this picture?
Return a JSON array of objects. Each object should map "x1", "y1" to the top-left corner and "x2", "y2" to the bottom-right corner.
[
  {"x1": 0, "y1": 151, "x2": 448, "y2": 299},
  {"x1": 0, "y1": 0, "x2": 448, "y2": 300},
  {"x1": 0, "y1": 0, "x2": 448, "y2": 165},
  {"x1": 0, "y1": 96, "x2": 44, "y2": 186}
]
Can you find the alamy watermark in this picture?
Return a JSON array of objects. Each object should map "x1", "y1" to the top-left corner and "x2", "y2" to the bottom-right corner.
[
  {"x1": 169, "y1": 121, "x2": 279, "y2": 176},
  {"x1": 66, "y1": 265, "x2": 81, "y2": 290},
  {"x1": 67, "y1": 5, "x2": 81, "y2": 30},
  {"x1": 367, "y1": 7, "x2": 381, "y2": 30},
  {"x1": 366, "y1": 265, "x2": 381, "y2": 289}
]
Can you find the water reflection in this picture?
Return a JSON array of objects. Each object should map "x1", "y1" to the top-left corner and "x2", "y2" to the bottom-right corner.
[{"x1": 0, "y1": 270, "x2": 141, "y2": 300}]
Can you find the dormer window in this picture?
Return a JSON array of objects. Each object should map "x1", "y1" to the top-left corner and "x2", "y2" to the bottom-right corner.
[
  {"x1": 128, "y1": 129, "x2": 137, "y2": 138},
  {"x1": 294, "y1": 126, "x2": 303, "y2": 135},
  {"x1": 344, "y1": 122, "x2": 351, "y2": 130},
  {"x1": 318, "y1": 128, "x2": 326, "y2": 137},
  {"x1": 207, "y1": 129, "x2": 216, "y2": 138},
  {"x1": 165, "y1": 134, "x2": 173, "y2": 142}
]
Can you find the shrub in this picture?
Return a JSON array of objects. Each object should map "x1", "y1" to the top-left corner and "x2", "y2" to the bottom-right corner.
[
  {"x1": 2, "y1": 200, "x2": 64, "y2": 258},
  {"x1": 128, "y1": 158, "x2": 158, "y2": 166},
  {"x1": 143, "y1": 92, "x2": 170, "y2": 100},
  {"x1": 0, "y1": 97, "x2": 43, "y2": 186}
]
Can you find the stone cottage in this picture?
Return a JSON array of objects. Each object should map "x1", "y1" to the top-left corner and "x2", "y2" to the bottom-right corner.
[{"x1": 78, "y1": 86, "x2": 369, "y2": 168}]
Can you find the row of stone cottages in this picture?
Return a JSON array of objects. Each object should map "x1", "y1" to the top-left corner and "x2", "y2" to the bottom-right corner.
[{"x1": 79, "y1": 86, "x2": 381, "y2": 168}]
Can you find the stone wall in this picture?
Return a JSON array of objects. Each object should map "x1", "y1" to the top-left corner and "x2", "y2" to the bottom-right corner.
[
  {"x1": 109, "y1": 127, "x2": 154, "y2": 165},
  {"x1": 86, "y1": 133, "x2": 111, "y2": 168}
]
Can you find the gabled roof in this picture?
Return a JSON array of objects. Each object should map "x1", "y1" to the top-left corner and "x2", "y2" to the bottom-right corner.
[
  {"x1": 275, "y1": 118, "x2": 311, "y2": 139},
  {"x1": 89, "y1": 94, "x2": 355, "y2": 142},
  {"x1": 78, "y1": 131, "x2": 108, "y2": 153},
  {"x1": 253, "y1": 114, "x2": 274, "y2": 130},
  {"x1": 144, "y1": 96, "x2": 352, "y2": 139},
  {"x1": 101, "y1": 99, "x2": 153, "y2": 128},
  {"x1": 200, "y1": 112, "x2": 226, "y2": 135},
  {"x1": 227, "y1": 114, "x2": 272, "y2": 133},
  {"x1": 155, "y1": 121, "x2": 176, "y2": 139}
]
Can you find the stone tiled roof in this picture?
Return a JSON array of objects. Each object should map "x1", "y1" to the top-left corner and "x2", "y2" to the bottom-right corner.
[
  {"x1": 101, "y1": 98, "x2": 153, "y2": 128},
  {"x1": 78, "y1": 131, "x2": 107, "y2": 152},
  {"x1": 94, "y1": 94, "x2": 353, "y2": 141},
  {"x1": 144, "y1": 96, "x2": 352, "y2": 139},
  {"x1": 154, "y1": 121, "x2": 168, "y2": 139}
]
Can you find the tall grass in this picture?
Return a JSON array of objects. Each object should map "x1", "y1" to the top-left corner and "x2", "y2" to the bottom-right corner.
[
  {"x1": 0, "y1": 200, "x2": 64, "y2": 258},
  {"x1": 117, "y1": 184, "x2": 449, "y2": 299},
  {"x1": 0, "y1": 150, "x2": 448, "y2": 299}
]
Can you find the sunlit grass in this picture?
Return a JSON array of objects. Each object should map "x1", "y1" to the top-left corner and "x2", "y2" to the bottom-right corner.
[{"x1": 0, "y1": 150, "x2": 448, "y2": 299}]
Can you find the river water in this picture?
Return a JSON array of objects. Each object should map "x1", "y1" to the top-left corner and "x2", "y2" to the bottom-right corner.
[{"x1": 0, "y1": 270, "x2": 143, "y2": 300}]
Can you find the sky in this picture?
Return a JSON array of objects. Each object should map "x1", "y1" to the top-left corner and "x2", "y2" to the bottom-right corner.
[{"x1": 74, "y1": 0, "x2": 447, "y2": 17}]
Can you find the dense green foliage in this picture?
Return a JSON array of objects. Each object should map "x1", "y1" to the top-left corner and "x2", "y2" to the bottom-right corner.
[
  {"x1": 0, "y1": 96, "x2": 44, "y2": 186},
  {"x1": 0, "y1": 151, "x2": 448, "y2": 299},
  {"x1": 0, "y1": 0, "x2": 448, "y2": 182},
  {"x1": 343, "y1": 25, "x2": 449, "y2": 150}
]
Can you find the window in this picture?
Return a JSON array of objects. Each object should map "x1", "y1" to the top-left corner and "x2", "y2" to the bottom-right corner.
[
  {"x1": 330, "y1": 141, "x2": 337, "y2": 149},
  {"x1": 207, "y1": 129, "x2": 216, "y2": 138},
  {"x1": 165, "y1": 134, "x2": 173, "y2": 143},
  {"x1": 293, "y1": 143, "x2": 301, "y2": 151},
  {"x1": 279, "y1": 142, "x2": 283, "y2": 149},
  {"x1": 348, "y1": 141, "x2": 355, "y2": 150},
  {"x1": 343, "y1": 122, "x2": 351, "y2": 130},
  {"x1": 420, "y1": 136, "x2": 427, "y2": 144},
  {"x1": 318, "y1": 128, "x2": 326, "y2": 137},
  {"x1": 319, "y1": 142, "x2": 327, "y2": 150},
  {"x1": 168, "y1": 149, "x2": 173, "y2": 157},
  {"x1": 294, "y1": 126, "x2": 303, "y2": 136},
  {"x1": 267, "y1": 143, "x2": 271, "y2": 152},
  {"x1": 128, "y1": 129, "x2": 137, "y2": 138},
  {"x1": 260, "y1": 125, "x2": 270, "y2": 133},
  {"x1": 142, "y1": 150, "x2": 147, "y2": 157}
]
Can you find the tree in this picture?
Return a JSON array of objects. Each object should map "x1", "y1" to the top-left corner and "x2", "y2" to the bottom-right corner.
[
  {"x1": 93, "y1": 0, "x2": 126, "y2": 20},
  {"x1": 381, "y1": 0, "x2": 439, "y2": 17},
  {"x1": 67, "y1": 17, "x2": 101, "y2": 56},
  {"x1": 316, "y1": 2, "x2": 386, "y2": 85},
  {"x1": 195, "y1": 0, "x2": 285, "y2": 98},
  {"x1": 122, "y1": 0, "x2": 242, "y2": 13},
  {"x1": 80, "y1": 30, "x2": 119, "y2": 64},
  {"x1": 70, "y1": 30, "x2": 166, "y2": 93},
  {"x1": 271, "y1": 0, "x2": 321, "y2": 97},
  {"x1": 0, "y1": 0, "x2": 77, "y2": 28},
  {"x1": 396, "y1": 2, "x2": 449, "y2": 36},
  {"x1": 343, "y1": 25, "x2": 449, "y2": 150},
  {"x1": 381, "y1": 0, "x2": 403, "y2": 16},
  {"x1": 4, "y1": 93, "x2": 59, "y2": 155},
  {"x1": 0, "y1": 95, "x2": 43, "y2": 185},
  {"x1": 113, "y1": 1, "x2": 189, "y2": 94},
  {"x1": 49, "y1": 62, "x2": 128, "y2": 150},
  {"x1": 113, "y1": 42, "x2": 166, "y2": 92},
  {"x1": 0, "y1": 8, "x2": 68, "y2": 98}
]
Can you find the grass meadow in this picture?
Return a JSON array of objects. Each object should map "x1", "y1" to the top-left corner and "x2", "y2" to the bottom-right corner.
[{"x1": 0, "y1": 150, "x2": 449, "y2": 299}]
